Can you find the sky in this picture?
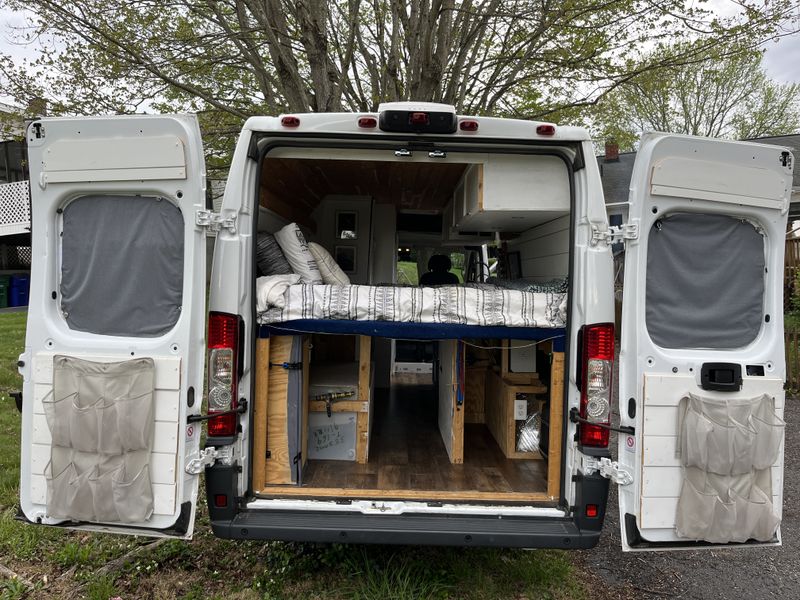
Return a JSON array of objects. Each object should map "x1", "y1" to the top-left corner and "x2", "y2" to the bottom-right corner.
[{"x1": 1, "y1": 3, "x2": 799, "y2": 108}]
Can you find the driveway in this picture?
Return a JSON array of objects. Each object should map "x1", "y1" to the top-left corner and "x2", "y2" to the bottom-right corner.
[{"x1": 576, "y1": 395, "x2": 796, "y2": 599}]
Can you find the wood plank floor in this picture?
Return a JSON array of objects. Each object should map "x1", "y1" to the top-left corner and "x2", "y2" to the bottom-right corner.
[{"x1": 300, "y1": 378, "x2": 547, "y2": 496}]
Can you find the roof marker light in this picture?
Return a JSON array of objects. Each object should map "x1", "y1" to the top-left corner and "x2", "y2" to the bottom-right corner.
[
  {"x1": 536, "y1": 124, "x2": 556, "y2": 136},
  {"x1": 358, "y1": 116, "x2": 377, "y2": 128},
  {"x1": 460, "y1": 120, "x2": 479, "y2": 132},
  {"x1": 281, "y1": 116, "x2": 300, "y2": 127}
]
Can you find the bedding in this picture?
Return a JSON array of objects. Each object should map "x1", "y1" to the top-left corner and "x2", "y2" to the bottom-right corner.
[
  {"x1": 256, "y1": 282, "x2": 567, "y2": 328},
  {"x1": 274, "y1": 223, "x2": 323, "y2": 284},
  {"x1": 309, "y1": 242, "x2": 350, "y2": 285},
  {"x1": 256, "y1": 233, "x2": 293, "y2": 276}
]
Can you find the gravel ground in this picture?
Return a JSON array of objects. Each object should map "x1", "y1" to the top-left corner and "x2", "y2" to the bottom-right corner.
[{"x1": 575, "y1": 396, "x2": 797, "y2": 600}]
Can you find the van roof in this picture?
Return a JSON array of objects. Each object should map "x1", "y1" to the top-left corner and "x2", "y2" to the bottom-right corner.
[{"x1": 242, "y1": 111, "x2": 591, "y2": 142}]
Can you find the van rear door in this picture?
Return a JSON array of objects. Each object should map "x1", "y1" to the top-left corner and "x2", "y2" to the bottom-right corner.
[
  {"x1": 617, "y1": 133, "x2": 792, "y2": 550},
  {"x1": 19, "y1": 115, "x2": 207, "y2": 538}
]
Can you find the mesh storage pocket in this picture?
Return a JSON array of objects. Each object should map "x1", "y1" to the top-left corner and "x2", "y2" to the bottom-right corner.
[
  {"x1": 675, "y1": 469, "x2": 779, "y2": 543},
  {"x1": 51, "y1": 356, "x2": 155, "y2": 454},
  {"x1": 45, "y1": 459, "x2": 95, "y2": 521},
  {"x1": 751, "y1": 408, "x2": 785, "y2": 471},
  {"x1": 90, "y1": 451, "x2": 153, "y2": 523},
  {"x1": 45, "y1": 356, "x2": 156, "y2": 523},
  {"x1": 679, "y1": 394, "x2": 783, "y2": 475},
  {"x1": 42, "y1": 390, "x2": 74, "y2": 448},
  {"x1": 111, "y1": 457, "x2": 154, "y2": 523}
]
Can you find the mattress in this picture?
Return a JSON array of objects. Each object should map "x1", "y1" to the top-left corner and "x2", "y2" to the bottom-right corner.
[{"x1": 256, "y1": 281, "x2": 567, "y2": 329}]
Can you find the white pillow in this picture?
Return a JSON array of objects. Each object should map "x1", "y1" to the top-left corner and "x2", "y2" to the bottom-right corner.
[
  {"x1": 273, "y1": 223, "x2": 323, "y2": 284},
  {"x1": 308, "y1": 242, "x2": 350, "y2": 286}
]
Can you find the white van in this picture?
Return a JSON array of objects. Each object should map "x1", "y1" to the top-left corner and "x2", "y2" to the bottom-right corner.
[{"x1": 17, "y1": 102, "x2": 791, "y2": 550}]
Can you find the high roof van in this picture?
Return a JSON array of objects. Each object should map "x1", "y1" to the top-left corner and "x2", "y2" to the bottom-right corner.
[{"x1": 17, "y1": 102, "x2": 792, "y2": 550}]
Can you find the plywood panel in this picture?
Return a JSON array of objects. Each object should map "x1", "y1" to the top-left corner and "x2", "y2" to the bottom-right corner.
[
  {"x1": 485, "y1": 369, "x2": 546, "y2": 460},
  {"x1": 355, "y1": 336, "x2": 372, "y2": 464},
  {"x1": 546, "y1": 352, "x2": 565, "y2": 499},
  {"x1": 265, "y1": 336, "x2": 293, "y2": 485},
  {"x1": 464, "y1": 367, "x2": 487, "y2": 424},
  {"x1": 252, "y1": 337, "x2": 270, "y2": 492}
]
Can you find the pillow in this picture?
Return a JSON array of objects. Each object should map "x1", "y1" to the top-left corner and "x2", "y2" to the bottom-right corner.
[
  {"x1": 308, "y1": 242, "x2": 350, "y2": 285},
  {"x1": 273, "y1": 223, "x2": 323, "y2": 284},
  {"x1": 256, "y1": 233, "x2": 293, "y2": 276}
]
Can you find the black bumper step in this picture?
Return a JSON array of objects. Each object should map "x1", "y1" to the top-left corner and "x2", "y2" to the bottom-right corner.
[{"x1": 211, "y1": 509, "x2": 600, "y2": 549}]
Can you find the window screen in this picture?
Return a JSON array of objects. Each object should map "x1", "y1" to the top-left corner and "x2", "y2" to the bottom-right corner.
[
  {"x1": 645, "y1": 213, "x2": 764, "y2": 349},
  {"x1": 61, "y1": 195, "x2": 184, "y2": 337}
]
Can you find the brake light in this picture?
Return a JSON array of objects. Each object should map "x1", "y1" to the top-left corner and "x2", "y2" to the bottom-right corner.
[
  {"x1": 281, "y1": 116, "x2": 300, "y2": 127},
  {"x1": 579, "y1": 323, "x2": 614, "y2": 447},
  {"x1": 536, "y1": 124, "x2": 556, "y2": 136},
  {"x1": 459, "y1": 119, "x2": 479, "y2": 132},
  {"x1": 409, "y1": 112, "x2": 430, "y2": 125},
  {"x1": 357, "y1": 116, "x2": 377, "y2": 128},
  {"x1": 207, "y1": 312, "x2": 239, "y2": 437}
]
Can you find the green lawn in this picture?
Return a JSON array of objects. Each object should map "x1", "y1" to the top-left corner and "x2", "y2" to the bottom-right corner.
[{"x1": 0, "y1": 311, "x2": 585, "y2": 600}]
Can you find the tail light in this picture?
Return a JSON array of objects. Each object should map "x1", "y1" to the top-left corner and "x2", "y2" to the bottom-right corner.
[
  {"x1": 280, "y1": 115, "x2": 300, "y2": 127},
  {"x1": 536, "y1": 124, "x2": 556, "y2": 135},
  {"x1": 579, "y1": 323, "x2": 615, "y2": 447},
  {"x1": 207, "y1": 312, "x2": 239, "y2": 437}
]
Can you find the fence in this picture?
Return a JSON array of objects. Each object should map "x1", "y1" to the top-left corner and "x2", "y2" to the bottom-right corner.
[
  {"x1": 786, "y1": 239, "x2": 800, "y2": 389},
  {"x1": 0, "y1": 180, "x2": 30, "y2": 237}
]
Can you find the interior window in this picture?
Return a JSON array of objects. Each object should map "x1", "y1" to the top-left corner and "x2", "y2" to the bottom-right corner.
[
  {"x1": 60, "y1": 195, "x2": 184, "y2": 337},
  {"x1": 645, "y1": 212, "x2": 764, "y2": 349}
]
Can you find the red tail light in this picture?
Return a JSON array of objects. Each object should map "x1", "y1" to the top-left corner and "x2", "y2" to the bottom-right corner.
[
  {"x1": 536, "y1": 124, "x2": 556, "y2": 136},
  {"x1": 281, "y1": 116, "x2": 300, "y2": 127},
  {"x1": 579, "y1": 323, "x2": 615, "y2": 447},
  {"x1": 459, "y1": 119, "x2": 479, "y2": 132},
  {"x1": 409, "y1": 112, "x2": 430, "y2": 125},
  {"x1": 357, "y1": 116, "x2": 377, "y2": 128},
  {"x1": 207, "y1": 312, "x2": 239, "y2": 437}
]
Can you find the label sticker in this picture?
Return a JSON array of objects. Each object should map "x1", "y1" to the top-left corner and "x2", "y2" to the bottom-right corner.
[
  {"x1": 186, "y1": 425, "x2": 196, "y2": 443},
  {"x1": 624, "y1": 435, "x2": 635, "y2": 453}
]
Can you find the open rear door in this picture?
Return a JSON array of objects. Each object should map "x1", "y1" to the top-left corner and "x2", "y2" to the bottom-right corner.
[
  {"x1": 19, "y1": 115, "x2": 207, "y2": 538},
  {"x1": 617, "y1": 133, "x2": 793, "y2": 550}
]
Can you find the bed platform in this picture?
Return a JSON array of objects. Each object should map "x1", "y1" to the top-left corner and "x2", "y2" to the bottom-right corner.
[{"x1": 259, "y1": 320, "x2": 566, "y2": 351}]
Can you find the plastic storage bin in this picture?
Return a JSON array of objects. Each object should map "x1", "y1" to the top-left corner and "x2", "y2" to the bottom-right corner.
[{"x1": 9, "y1": 274, "x2": 29, "y2": 307}]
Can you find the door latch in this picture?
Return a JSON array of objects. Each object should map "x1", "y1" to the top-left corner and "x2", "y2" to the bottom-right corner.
[
  {"x1": 196, "y1": 209, "x2": 236, "y2": 234},
  {"x1": 590, "y1": 220, "x2": 639, "y2": 246},
  {"x1": 582, "y1": 456, "x2": 633, "y2": 486},
  {"x1": 185, "y1": 445, "x2": 234, "y2": 474}
]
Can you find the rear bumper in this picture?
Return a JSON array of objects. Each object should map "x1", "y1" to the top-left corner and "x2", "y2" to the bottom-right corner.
[{"x1": 209, "y1": 510, "x2": 601, "y2": 548}]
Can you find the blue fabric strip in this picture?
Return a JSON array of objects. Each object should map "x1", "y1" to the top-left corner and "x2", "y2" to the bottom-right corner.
[{"x1": 258, "y1": 319, "x2": 566, "y2": 351}]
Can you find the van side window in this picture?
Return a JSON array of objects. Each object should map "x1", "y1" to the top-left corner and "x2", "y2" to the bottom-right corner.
[
  {"x1": 60, "y1": 195, "x2": 184, "y2": 337},
  {"x1": 645, "y1": 212, "x2": 764, "y2": 349}
]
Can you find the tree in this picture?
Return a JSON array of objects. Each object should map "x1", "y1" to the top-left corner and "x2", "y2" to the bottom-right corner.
[
  {"x1": 0, "y1": 0, "x2": 796, "y2": 177},
  {"x1": 593, "y1": 47, "x2": 800, "y2": 149}
]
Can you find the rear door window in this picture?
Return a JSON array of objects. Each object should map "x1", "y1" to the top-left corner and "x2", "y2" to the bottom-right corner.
[
  {"x1": 645, "y1": 212, "x2": 764, "y2": 349},
  {"x1": 60, "y1": 194, "x2": 184, "y2": 337}
]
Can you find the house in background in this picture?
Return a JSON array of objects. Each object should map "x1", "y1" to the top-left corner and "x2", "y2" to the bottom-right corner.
[{"x1": 0, "y1": 102, "x2": 31, "y2": 292}]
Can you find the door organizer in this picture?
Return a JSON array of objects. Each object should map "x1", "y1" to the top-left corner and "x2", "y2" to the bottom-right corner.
[
  {"x1": 676, "y1": 393, "x2": 783, "y2": 543},
  {"x1": 43, "y1": 355, "x2": 155, "y2": 523}
]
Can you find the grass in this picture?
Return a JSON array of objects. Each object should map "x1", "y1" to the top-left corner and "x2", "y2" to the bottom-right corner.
[{"x1": 0, "y1": 310, "x2": 585, "y2": 599}]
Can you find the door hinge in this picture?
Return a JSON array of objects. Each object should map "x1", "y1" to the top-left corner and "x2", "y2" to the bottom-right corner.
[
  {"x1": 185, "y1": 445, "x2": 234, "y2": 474},
  {"x1": 590, "y1": 220, "x2": 639, "y2": 246},
  {"x1": 196, "y1": 209, "x2": 236, "y2": 234},
  {"x1": 582, "y1": 456, "x2": 633, "y2": 486}
]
